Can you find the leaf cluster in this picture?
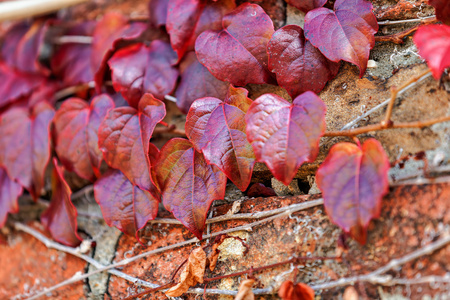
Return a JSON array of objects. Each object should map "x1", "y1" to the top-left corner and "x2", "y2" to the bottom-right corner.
[{"x1": 0, "y1": 0, "x2": 447, "y2": 247}]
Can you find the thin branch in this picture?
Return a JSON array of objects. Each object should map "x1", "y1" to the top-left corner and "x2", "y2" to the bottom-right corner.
[
  {"x1": 339, "y1": 70, "x2": 433, "y2": 131},
  {"x1": 375, "y1": 17, "x2": 436, "y2": 44},
  {"x1": 186, "y1": 234, "x2": 450, "y2": 295},
  {"x1": 164, "y1": 95, "x2": 177, "y2": 103},
  {"x1": 13, "y1": 222, "x2": 159, "y2": 300},
  {"x1": 149, "y1": 199, "x2": 324, "y2": 225},
  {"x1": 384, "y1": 69, "x2": 431, "y2": 124},
  {"x1": 14, "y1": 200, "x2": 324, "y2": 299},
  {"x1": 324, "y1": 115, "x2": 450, "y2": 137},
  {"x1": 377, "y1": 15, "x2": 436, "y2": 25},
  {"x1": 109, "y1": 199, "x2": 324, "y2": 271},
  {"x1": 0, "y1": 0, "x2": 88, "y2": 22},
  {"x1": 153, "y1": 126, "x2": 186, "y2": 136},
  {"x1": 53, "y1": 81, "x2": 95, "y2": 102},
  {"x1": 71, "y1": 185, "x2": 94, "y2": 202},
  {"x1": 390, "y1": 175, "x2": 450, "y2": 187},
  {"x1": 53, "y1": 35, "x2": 93, "y2": 45},
  {"x1": 310, "y1": 233, "x2": 450, "y2": 290}
]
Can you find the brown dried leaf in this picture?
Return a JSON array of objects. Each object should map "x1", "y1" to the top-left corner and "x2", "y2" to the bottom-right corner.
[
  {"x1": 343, "y1": 286, "x2": 359, "y2": 300},
  {"x1": 208, "y1": 243, "x2": 220, "y2": 271},
  {"x1": 278, "y1": 281, "x2": 314, "y2": 300},
  {"x1": 235, "y1": 279, "x2": 255, "y2": 300},
  {"x1": 165, "y1": 247, "x2": 207, "y2": 297}
]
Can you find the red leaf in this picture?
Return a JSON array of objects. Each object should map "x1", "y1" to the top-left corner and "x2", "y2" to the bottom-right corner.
[
  {"x1": 94, "y1": 168, "x2": 160, "y2": 238},
  {"x1": 51, "y1": 21, "x2": 96, "y2": 86},
  {"x1": 414, "y1": 24, "x2": 450, "y2": 79},
  {"x1": 304, "y1": 0, "x2": 378, "y2": 77},
  {"x1": 167, "y1": 0, "x2": 236, "y2": 61},
  {"x1": 0, "y1": 101, "x2": 55, "y2": 199},
  {"x1": 154, "y1": 138, "x2": 226, "y2": 239},
  {"x1": 148, "y1": 0, "x2": 169, "y2": 27},
  {"x1": 53, "y1": 94, "x2": 115, "y2": 181},
  {"x1": 285, "y1": 0, "x2": 326, "y2": 13},
  {"x1": 176, "y1": 51, "x2": 229, "y2": 114},
  {"x1": 245, "y1": 92, "x2": 326, "y2": 185},
  {"x1": 316, "y1": 138, "x2": 389, "y2": 245},
  {"x1": 0, "y1": 61, "x2": 46, "y2": 109},
  {"x1": 278, "y1": 281, "x2": 314, "y2": 300},
  {"x1": 0, "y1": 167, "x2": 23, "y2": 227},
  {"x1": 246, "y1": 183, "x2": 276, "y2": 198},
  {"x1": 186, "y1": 86, "x2": 255, "y2": 191},
  {"x1": 1, "y1": 20, "x2": 50, "y2": 75},
  {"x1": 98, "y1": 94, "x2": 165, "y2": 190},
  {"x1": 91, "y1": 12, "x2": 147, "y2": 91},
  {"x1": 267, "y1": 25, "x2": 340, "y2": 98},
  {"x1": 195, "y1": 3, "x2": 275, "y2": 86},
  {"x1": 108, "y1": 41, "x2": 179, "y2": 107},
  {"x1": 41, "y1": 159, "x2": 82, "y2": 247},
  {"x1": 429, "y1": 0, "x2": 450, "y2": 25}
]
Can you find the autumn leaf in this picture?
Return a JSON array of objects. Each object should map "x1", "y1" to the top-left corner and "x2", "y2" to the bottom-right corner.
[
  {"x1": 148, "y1": 0, "x2": 169, "y2": 28},
  {"x1": 0, "y1": 101, "x2": 55, "y2": 200},
  {"x1": 98, "y1": 94, "x2": 165, "y2": 190},
  {"x1": 53, "y1": 94, "x2": 115, "y2": 181},
  {"x1": 235, "y1": 279, "x2": 255, "y2": 300},
  {"x1": 166, "y1": 0, "x2": 236, "y2": 61},
  {"x1": 207, "y1": 243, "x2": 220, "y2": 271},
  {"x1": 316, "y1": 138, "x2": 390, "y2": 245},
  {"x1": 0, "y1": 167, "x2": 23, "y2": 227},
  {"x1": 176, "y1": 51, "x2": 229, "y2": 114},
  {"x1": 428, "y1": 0, "x2": 450, "y2": 25},
  {"x1": 0, "y1": 62, "x2": 46, "y2": 109},
  {"x1": 154, "y1": 138, "x2": 227, "y2": 239},
  {"x1": 1, "y1": 20, "x2": 50, "y2": 76},
  {"x1": 268, "y1": 25, "x2": 340, "y2": 98},
  {"x1": 285, "y1": 0, "x2": 326, "y2": 13},
  {"x1": 246, "y1": 183, "x2": 276, "y2": 198},
  {"x1": 166, "y1": 247, "x2": 207, "y2": 297},
  {"x1": 414, "y1": 24, "x2": 450, "y2": 79},
  {"x1": 304, "y1": 0, "x2": 378, "y2": 77},
  {"x1": 186, "y1": 86, "x2": 255, "y2": 191},
  {"x1": 195, "y1": 3, "x2": 275, "y2": 86},
  {"x1": 91, "y1": 12, "x2": 147, "y2": 91},
  {"x1": 245, "y1": 92, "x2": 326, "y2": 185},
  {"x1": 94, "y1": 168, "x2": 160, "y2": 238},
  {"x1": 278, "y1": 281, "x2": 314, "y2": 300},
  {"x1": 41, "y1": 159, "x2": 82, "y2": 247},
  {"x1": 51, "y1": 21, "x2": 96, "y2": 86},
  {"x1": 108, "y1": 41, "x2": 179, "y2": 107}
]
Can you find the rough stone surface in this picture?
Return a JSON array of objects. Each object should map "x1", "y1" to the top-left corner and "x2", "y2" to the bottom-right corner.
[
  {"x1": 0, "y1": 222, "x2": 86, "y2": 299},
  {"x1": 1, "y1": 0, "x2": 449, "y2": 299},
  {"x1": 106, "y1": 182, "x2": 450, "y2": 299},
  {"x1": 271, "y1": 178, "x2": 302, "y2": 196},
  {"x1": 1, "y1": 183, "x2": 449, "y2": 299}
]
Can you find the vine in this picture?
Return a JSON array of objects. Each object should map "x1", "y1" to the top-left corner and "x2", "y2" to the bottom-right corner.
[{"x1": 0, "y1": 0, "x2": 449, "y2": 298}]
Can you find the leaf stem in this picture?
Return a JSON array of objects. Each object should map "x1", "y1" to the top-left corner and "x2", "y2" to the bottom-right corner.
[
  {"x1": 53, "y1": 81, "x2": 95, "y2": 102},
  {"x1": 375, "y1": 17, "x2": 437, "y2": 44},
  {"x1": 203, "y1": 256, "x2": 340, "y2": 283},
  {"x1": 377, "y1": 15, "x2": 436, "y2": 25},
  {"x1": 383, "y1": 68, "x2": 431, "y2": 125},
  {"x1": 53, "y1": 35, "x2": 93, "y2": 45},
  {"x1": 324, "y1": 115, "x2": 450, "y2": 137}
]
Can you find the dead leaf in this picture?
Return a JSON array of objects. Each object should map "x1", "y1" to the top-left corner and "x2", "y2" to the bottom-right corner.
[
  {"x1": 207, "y1": 234, "x2": 227, "y2": 271},
  {"x1": 165, "y1": 247, "x2": 206, "y2": 297},
  {"x1": 278, "y1": 281, "x2": 314, "y2": 300},
  {"x1": 235, "y1": 279, "x2": 255, "y2": 300},
  {"x1": 343, "y1": 286, "x2": 359, "y2": 300},
  {"x1": 208, "y1": 243, "x2": 220, "y2": 271}
]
